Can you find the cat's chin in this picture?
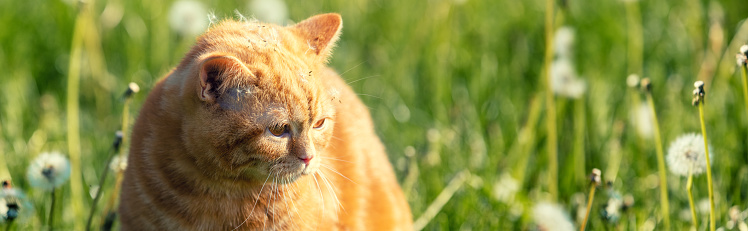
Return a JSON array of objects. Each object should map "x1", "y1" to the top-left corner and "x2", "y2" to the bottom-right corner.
[
  {"x1": 273, "y1": 169, "x2": 317, "y2": 185},
  {"x1": 263, "y1": 161, "x2": 320, "y2": 185}
]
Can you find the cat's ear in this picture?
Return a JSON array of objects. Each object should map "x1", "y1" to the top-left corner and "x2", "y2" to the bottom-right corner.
[
  {"x1": 197, "y1": 54, "x2": 251, "y2": 102},
  {"x1": 291, "y1": 13, "x2": 342, "y2": 60}
]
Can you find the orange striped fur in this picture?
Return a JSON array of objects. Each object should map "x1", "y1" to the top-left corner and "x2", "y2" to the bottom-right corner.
[{"x1": 119, "y1": 13, "x2": 412, "y2": 230}]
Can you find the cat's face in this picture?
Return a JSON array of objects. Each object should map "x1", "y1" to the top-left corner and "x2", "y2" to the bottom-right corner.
[{"x1": 179, "y1": 14, "x2": 343, "y2": 184}]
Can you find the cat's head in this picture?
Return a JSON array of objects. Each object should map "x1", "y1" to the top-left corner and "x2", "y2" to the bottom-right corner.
[{"x1": 176, "y1": 14, "x2": 343, "y2": 185}]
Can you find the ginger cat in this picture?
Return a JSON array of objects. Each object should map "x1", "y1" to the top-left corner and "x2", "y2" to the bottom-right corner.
[{"x1": 118, "y1": 13, "x2": 412, "y2": 230}]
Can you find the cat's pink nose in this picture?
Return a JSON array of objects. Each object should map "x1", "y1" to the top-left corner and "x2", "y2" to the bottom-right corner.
[{"x1": 299, "y1": 155, "x2": 313, "y2": 165}]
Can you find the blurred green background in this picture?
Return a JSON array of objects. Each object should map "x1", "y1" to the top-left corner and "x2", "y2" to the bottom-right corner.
[{"x1": 2, "y1": 0, "x2": 748, "y2": 230}]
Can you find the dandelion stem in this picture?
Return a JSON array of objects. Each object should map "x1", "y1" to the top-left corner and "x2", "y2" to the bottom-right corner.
[
  {"x1": 645, "y1": 92, "x2": 671, "y2": 230},
  {"x1": 5, "y1": 220, "x2": 12, "y2": 231},
  {"x1": 543, "y1": 0, "x2": 558, "y2": 202},
  {"x1": 100, "y1": 94, "x2": 133, "y2": 227},
  {"x1": 580, "y1": 184, "x2": 596, "y2": 231},
  {"x1": 698, "y1": 102, "x2": 716, "y2": 231},
  {"x1": 687, "y1": 166, "x2": 697, "y2": 230},
  {"x1": 47, "y1": 189, "x2": 56, "y2": 231},
  {"x1": 512, "y1": 95, "x2": 542, "y2": 187},
  {"x1": 86, "y1": 145, "x2": 118, "y2": 231},
  {"x1": 740, "y1": 65, "x2": 748, "y2": 117}
]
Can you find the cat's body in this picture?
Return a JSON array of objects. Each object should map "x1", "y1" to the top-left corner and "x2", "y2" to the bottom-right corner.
[{"x1": 119, "y1": 14, "x2": 412, "y2": 230}]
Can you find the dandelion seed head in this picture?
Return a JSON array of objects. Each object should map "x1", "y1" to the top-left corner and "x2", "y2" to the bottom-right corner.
[
  {"x1": 533, "y1": 202, "x2": 575, "y2": 231},
  {"x1": 110, "y1": 155, "x2": 128, "y2": 174},
  {"x1": 626, "y1": 74, "x2": 640, "y2": 88},
  {"x1": 666, "y1": 133, "x2": 713, "y2": 176},
  {"x1": 27, "y1": 152, "x2": 71, "y2": 191},
  {"x1": 124, "y1": 82, "x2": 140, "y2": 98},
  {"x1": 248, "y1": 0, "x2": 288, "y2": 25},
  {"x1": 0, "y1": 186, "x2": 32, "y2": 223},
  {"x1": 113, "y1": 130, "x2": 124, "y2": 151},
  {"x1": 737, "y1": 54, "x2": 747, "y2": 66},
  {"x1": 590, "y1": 168, "x2": 601, "y2": 185},
  {"x1": 729, "y1": 206, "x2": 741, "y2": 221},
  {"x1": 492, "y1": 173, "x2": 519, "y2": 203},
  {"x1": 554, "y1": 27, "x2": 575, "y2": 58},
  {"x1": 128, "y1": 82, "x2": 140, "y2": 94},
  {"x1": 168, "y1": 0, "x2": 209, "y2": 36},
  {"x1": 551, "y1": 59, "x2": 586, "y2": 99},
  {"x1": 694, "y1": 80, "x2": 705, "y2": 89},
  {"x1": 601, "y1": 192, "x2": 623, "y2": 223},
  {"x1": 640, "y1": 78, "x2": 652, "y2": 92},
  {"x1": 0, "y1": 198, "x2": 6, "y2": 223}
]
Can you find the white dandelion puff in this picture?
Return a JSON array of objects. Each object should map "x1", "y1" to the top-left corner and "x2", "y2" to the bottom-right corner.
[
  {"x1": 666, "y1": 133, "x2": 713, "y2": 176},
  {"x1": 168, "y1": 0, "x2": 209, "y2": 36},
  {"x1": 533, "y1": 202, "x2": 575, "y2": 231},
  {"x1": 626, "y1": 74, "x2": 640, "y2": 88},
  {"x1": 0, "y1": 183, "x2": 32, "y2": 223},
  {"x1": 0, "y1": 198, "x2": 6, "y2": 223},
  {"x1": 248, "y1": 0, "x2": 288, "y2": 25},
  {"x1": 550, "y1": 59, "x2": 587, "y2": 99},
  {"x1": 554, "y1": 27, "x2": 575, "y2": 59},
  {"x1": 26, "y1": 152, "x2": 71, "y2": 191},
  {"x1": 110, "y1": 155, "x2": 128, "y2": 174},
  {"x1": 492, "y1": 173, "x2": 519, "y2": 203}
]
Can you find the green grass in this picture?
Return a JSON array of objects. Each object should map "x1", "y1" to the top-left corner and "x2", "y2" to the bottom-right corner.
[{"x1": 1, "y1": 0, "x2": 748, "y2": 230}]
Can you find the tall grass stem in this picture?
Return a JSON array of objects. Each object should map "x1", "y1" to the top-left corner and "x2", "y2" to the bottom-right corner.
[
  {"x1": 645, "y1": 92, "x2": 671, "y2": 230},
  {"x1": 543, "y1": 0, "x2": 558, "y2": 202},
  {"x1": 687, "y1": 167, "x2": 697, "y2": 230},
  {"x1": 412, "y1": 170, "x2": 469, "y2": 231},
  {"x1": 66, "y1": 5, "x2": 89, "y2": 230},
  {"x1": 573, "y1": 100, "x2": 586, "y2": 185},
  {"x1": 698, "y1": 102, "x2": 715, "y2": 231},
  {"x1": 624, "y1": 1, "x2": 643, "y2": 75}
]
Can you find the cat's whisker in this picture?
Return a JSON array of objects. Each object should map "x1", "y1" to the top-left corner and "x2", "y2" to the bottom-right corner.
[
  {"x1": 340, "y1": 60, "x2": 367, "y2": 77},
  {"x1": 318, "y1": 171, "x2": 345, "y2": 215},
  {"x1": 289, "y1": 176, "x2": 305, "y2": 230},
  {"x1": 270, "y1": 172, "x2": 279, "y2": 228},
  {"x1": 319, "y1": 157, "x2": 353, "y2": 163},
  {"x1": 312, "y1": 172, "x2": 325, "y2": 229},
  {"x1": 280, "y1": 176, "x2": 294, "y2": 230},
  {"x1": 356, "y1": 93, "x2": 382, "y2": 99},
  {"x1": 233, "y1": 173, "x2": 272, "y2": 230},
  {"x1": 330, "y1": 135, "x2": 344, "y2": 142},
  {"x1": 320, "y1": 164, "x2": 359, "y2": 186},
  {"x1": 346, "y1": 74, "x2": 381, "y2": 85}
]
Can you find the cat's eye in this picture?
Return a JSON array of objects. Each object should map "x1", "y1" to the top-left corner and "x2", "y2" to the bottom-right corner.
[
  {"x1": 269, "y1": 124, "x2": 289, "y2": 137},
  {"x1": 313, "y1": 118, "x2": 326, "y2": 129}
]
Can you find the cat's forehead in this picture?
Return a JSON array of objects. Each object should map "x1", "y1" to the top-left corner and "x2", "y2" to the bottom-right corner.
[{"x1": 200, "y1": 20, "x2": 310, "y2": 67}]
